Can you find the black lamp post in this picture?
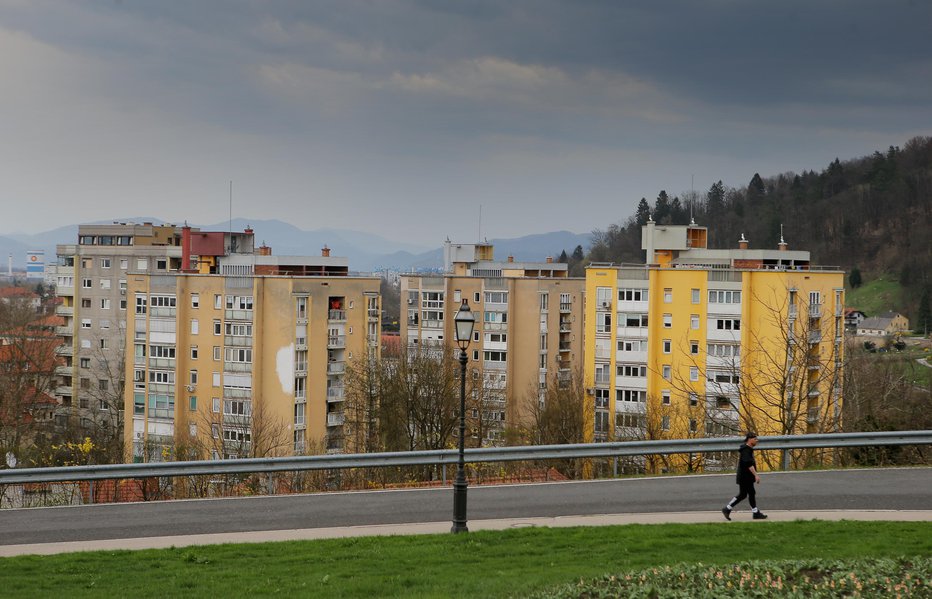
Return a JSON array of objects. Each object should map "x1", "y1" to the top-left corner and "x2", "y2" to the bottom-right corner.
[{"x1": 452, "y1": 299, "x2": 475, "y2": 533}]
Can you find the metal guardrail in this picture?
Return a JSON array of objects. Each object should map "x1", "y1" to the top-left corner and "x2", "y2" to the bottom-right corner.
[{"x1": 0, "y1": 431, "x2": 929, "y2": 485}]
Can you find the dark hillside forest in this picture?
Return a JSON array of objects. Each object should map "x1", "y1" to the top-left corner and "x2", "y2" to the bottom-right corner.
[{"x1": 572, "y1": 136, "x2": 932, "y2": 322}]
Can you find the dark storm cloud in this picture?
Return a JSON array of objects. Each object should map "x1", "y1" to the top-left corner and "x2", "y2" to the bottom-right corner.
[{"x1": 0, "y1": 1, "x2": 929, "y2": 241}]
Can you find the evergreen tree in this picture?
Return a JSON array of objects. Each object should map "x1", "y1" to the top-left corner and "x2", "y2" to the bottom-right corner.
[
  {"x1": 558, "y1": 250, "x2": 568, "y2": 263},
  {"x1": 571, "y1": 245, "x2": 584, "y2": 261},
  {"x1": 654, "y1": 190, "x2": 671, "y2": 223},
  {"x1": 706, "y1": 181, "x2": 725, "y2": 216},
  {"x1": 917, "y1": 288, "x2": 931, "y2": 336},
  {"x1": 669, "y1": 196, "x2": 684, "y2": 224},
  {"x1": 635, "y1": 198, "x2": 651, "y2": 226},
  {"x1": 849, "y1": 267, "x2": 862, "y2": 289},
  {"x1": 748, "y1": 172, "x2": 765, "y2": 198}
]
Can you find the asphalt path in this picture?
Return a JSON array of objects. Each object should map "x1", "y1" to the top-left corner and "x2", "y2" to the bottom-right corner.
[{"x1": 1, "y1": 467, "x2": 929, "y2": 547}]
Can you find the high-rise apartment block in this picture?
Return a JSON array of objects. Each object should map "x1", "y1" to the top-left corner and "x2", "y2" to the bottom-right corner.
[
  {"x1": 585, "y1": 221, "x2": 844, "y2": 461},
  {"x1": 400, "y1": 241, "x2": 585, "y2": 444},
  {"x1": 123, "y1": 241, "x2": 380, "y2": 461}
]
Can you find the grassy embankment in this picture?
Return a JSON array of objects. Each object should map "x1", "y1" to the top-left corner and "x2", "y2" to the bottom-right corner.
[{"x1": 1, "y1": 520, "x2": 929, "y2": 598}]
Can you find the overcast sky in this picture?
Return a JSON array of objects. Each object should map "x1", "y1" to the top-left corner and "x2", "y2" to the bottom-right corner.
[{"x1": 1, "y1": 1, "x2": 930, "y2": 246}]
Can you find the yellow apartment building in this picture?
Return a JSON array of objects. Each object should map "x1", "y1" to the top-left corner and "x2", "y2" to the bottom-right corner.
[
  {"x1": 123, "y1": 252, "x2": 380, "y2": 462},
  {"x1": 400, "y1": 241, "x2": 586, "y2": 445},
  {"x1": 585, "y1": 221, "x2": 844, "y2": 470}
]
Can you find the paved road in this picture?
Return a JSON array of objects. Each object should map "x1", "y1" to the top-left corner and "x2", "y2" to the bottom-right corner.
[{"x1": 1, "y1": 468, "x2": 929, "y2": 547}]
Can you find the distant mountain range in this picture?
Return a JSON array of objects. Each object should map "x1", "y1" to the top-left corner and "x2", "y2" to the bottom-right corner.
[{"x1": 0, "y1": 218, "x2": 591, "y2": 273}]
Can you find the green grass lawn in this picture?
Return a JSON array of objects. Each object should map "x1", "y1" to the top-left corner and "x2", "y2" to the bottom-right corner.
[
  {"x1": 1, "y1": 521, "x2": 929, "y2": 598},
  {"x1": 846, "y1": 276, "x2": 903, "y2": 316}
]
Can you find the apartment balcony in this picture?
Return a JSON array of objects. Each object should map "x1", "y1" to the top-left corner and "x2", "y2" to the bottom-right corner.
[
  {"x1": 55, "y1": 305, "x2": 74, "y2": 317},
  {"x1": 55, "y1": 326, "x2": 73, "y2": 336},
  {"x1": 327, "y1": 362, "x2": 345, "y2": 375},
  {"x1": 807, "y1": 389, "x2": 821, "y2": 398},
  {"x1": 55, "y1": 385, "x2": 73, "y2": 396},
  {"x1": 328, "y1": 335, "x2": 346, "y2": 349},
  {"x1": 223, "y1": 413, "x2": 251, "y2": 426},
  {"x1": 327, "y1": 413, "x2": 345, "y2": 426},
  {"x1": 808, "y1": 331, "x2": 822, "y2": 344},
  {"x1": 559, "y1": 322, "x2": 572, "y2": 333},
  {"x1": 367, "y1": 308, "x2": 379, "y2": 319},
  {"x1": 55, "y1": 365, "x2": 72, "y2": 376},
  {"x1": 295, "y1": 362, "x2": 308, "y2": 376},
  {"x1": 809, "y1": 304, "x2": 822, "y2": 318},
  {"x1": 483, "y1": 361, "x2": 506, "y2": 370},
  {"x1": 835, "y1": 305, "x2": 843, "y2": 317},
  {"x1": 148, "y1": 357, "x2": 175, "y2": 369},
  {"x1": 328, "y1": 309, "x2": 346, "y2": 322},
  {"x1": 789, "y1": 305, "x2": 798, "y2": 319},
  {"x1": 225, "y1": 309, "x2": 253, "y2": 322},
  {"x1": 150, "y1": 307, "x2": 176, "y2": 318},
  {"x1": 327, "y1": 387, "x2": 345, "y2": 402},
  {"x1": 224, "y1": 362, "x2": 252, "y2": 374},
  {"x1": 57, "y1": 287, "x2": 74, "y2": 297},
  {"x1": 559, "y1": 303, "x2": 572, "y2": 313},
  {"x1": 559, "y1": 342, "x2": 571, "y2": 353},
  {"x1": 225, "y1": 336, "x2": 252, "y2": 347},
  {"x1": 55, "y1": 345, "x2": 73, "y2": 357}
]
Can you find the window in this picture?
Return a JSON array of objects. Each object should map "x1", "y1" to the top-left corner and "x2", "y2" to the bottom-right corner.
[
  {"x1": 715, "y1": 319, "x2": 741, "y2": 330},
  {"x1": 474, "y1": 292, "x2": 480, "y2": 303},
  {"x1": 662, "y1": 390, "x2": 671, "y2": 405},
  {"x1": 150, "y1": 295, "x2": 176, "y2": 308},
  {"x1": 101, "y1": 258, "x2": 111, "y2": 269},
  {"x1": 82, "y1": 278, "x2": 92, "y2": 288},
  {"x1": 617, "y1": 364, "x2": 647, "y2": 377},
  {"x1": 662, "y1": 365, "x2": 671, "y2": 380},
  {"x1": 663, "y1": 314, "x2": 672, "y2": 328},
  {"x1": 690, "y1": 367, "x2": 699, "y2": 381},
  {"x1": 135, "y1": 295, "x2": 147, "y2": 314},
  {"x1": 225, "y1": 348, "x2": 252, "y2": 363},
  {"x1": 225, "y1": 322, "x2": 252, "y2": 336},
  {"x1": 191, "y1": 319, "x2": 199, "y2": 334},
  {"x1": 662, "y1": 339, "x2": 671, "y2": 354},
  {"x1": 690, "y1": 314, "x2": 700, "y2": 330},
  {"x1": 484, "y1": 291, "x2": 508, "y2": 304},
  {"x1": 212, "y1": 424, "x2": 220, "y2": 439},
  {"x1": 81, "y1": 298, "x2": 92, "y2": 308},
  {"x1": 596, "y1": 312, "x2": 611, "y2": 332},
  {"x1": 664, "y1": 288, "x2": 672, "y2": 303},
  {"x1": 617, "y1": 389, "x2": 646, "y2": 403},
  {"x1": 596, "y1": 287, "x2": 612, "y2": 308},
  {"x1": 156, "y1": 259, "x2": 167, "y2": 270},
  {"x1": 100, "y1": 279, "x2": 111, "y2": 290},
  {"x1": 120, "y1": 299, "x2": 127, "y2": 311},
  {"x1": 82, "y1": 258, "x2": 93, "y2": 269},
  {"x1": 149, "y1": 345, "x2": 176, "y2": 359},
  {"x1": 689, "y1": 392, "x2": 699, "y2": 406},
  {"x1": 100, "y1": 298, "x2": 111, "y2": 310},
  {"x1": 661, "y1": 415, "x2": 670, "y2": 431},
  {"x1": 618, "y1": 288, "x2": 648, "y2": 301},
  {"x1": 473, "y1": 350, "x2": 479, "y2": 361},
  {"x1": 294, "y1": 403, "x2": 305, "y2": 426},
  {"x1": 689, "y1": 419, "x2": 698, "y2": 433},
  {"x1": 483, "y1": 350, "x2": 507, "y2": 362},
  {"x1": 99, "y1": 379, "x2": 108, "y2": 391},
  {"x1": 709, "y1": 290, "x2": 741, "y2": 303},
  {"x1": 80, "y1": 358, "x2": 90, "y2": 368},
  {"x1": 710, "y1": 372, "x2": 740, "y2": 384},
  {"x1": 214, "y1": 320, "x2": 222, "y2": 335},
  {"x1": 296, "y1": 297, "x2": 307, "y2": 319},
  {"x1": 213, "y1": 346, "x2": 221, "y2": 361},
  {"x1": 294, "y1": 377, "x2": 306, "y2": 399},
  {"x1": 99, "y1": 338, "x2": 107, "y2": 349},
  {"x1": 191, "y1": 346, "x2": 198, "y2": 359},
  {"x1": 191, "y1": 294, "x2": 199, "y2": 308},
  {"x1": 621, "y1": 313, "x2": 649, "y2": 327},
  {"x1": 214, "y1": 294, "x2": 222, "y2": 309},
  {"x1": 212, "y1": 372, "x2": 221, "y2": 386},
  {"x1": 226, "y1": 295, "x2": 254, "y2": 310},
  {"x1": 690, "y1": 341, "x2": 699, "y2": 355},
  {"x1": 539, "y1": 293, "x2": 549, "y2": 311},
  {"x1": 136, "y1": 259, "x2": 147, "y2": 270},
  {"x1": 149, "y1": 370, "x2": 174, "y2": 384},
  {"x1": 708, "y1": 344, "x2": 740, "y2": 358},
  {"x1": 189, "y1": 370, "x2": 198, "y2": 385},
  {"x1": 691, "y1": 288, "x2": 700, "y2": 304},
  {"x1": 120, "y1": 259, "x2": 128, "y2": 269},
  {"x1": 81, "y1": 318, "x2": 91, "y2": 329},
  {"x1": 212, "y1": 397, "x2": 221, "y2": 413},
  {"x1": 618, "y1": 339, "x2": 648, "y2": 352},
  {"x1": 189, "y1": 396, "x2": 197, "y2": 411}
]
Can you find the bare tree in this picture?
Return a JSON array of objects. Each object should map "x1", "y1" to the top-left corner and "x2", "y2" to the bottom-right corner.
[
  {"x1": 522, "y1": 367, "x2": 587, "y2": 478},
  {"x1": 0, "y1": 296, "x2": 60, "y2": 464}
]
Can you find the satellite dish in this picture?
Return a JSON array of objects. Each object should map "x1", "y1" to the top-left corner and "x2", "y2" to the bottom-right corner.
[{"x1": 5, "y1": 452, "x2": 16, "y2": 468}]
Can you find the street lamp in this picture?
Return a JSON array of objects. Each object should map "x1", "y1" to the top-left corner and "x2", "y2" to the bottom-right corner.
[{"x1": 452, "y1": 299, "x2": 475, "y2": 533}]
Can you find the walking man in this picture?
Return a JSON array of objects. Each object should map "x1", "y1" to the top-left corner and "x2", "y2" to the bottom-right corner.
[{"x1": 722, "y1": 432, "x2": 767, "y2": 520}]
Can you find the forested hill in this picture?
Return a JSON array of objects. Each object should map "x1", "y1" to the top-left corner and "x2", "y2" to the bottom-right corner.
[{"x1": 582, "y1": 136, "x2": 932, "y2": 296}]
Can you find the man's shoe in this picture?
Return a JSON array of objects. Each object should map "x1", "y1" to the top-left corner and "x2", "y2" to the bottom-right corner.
[
  {"x1": 752, "y1": 511, "x2": 768, "y2": 520},
  {"x1": 722, "y1": 507, "x2": 732, "y2": 521}
]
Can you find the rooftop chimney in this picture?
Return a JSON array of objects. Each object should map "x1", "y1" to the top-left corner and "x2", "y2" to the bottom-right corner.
[
  {"x1": 507, "y1": 255, "x2": 514, "y2": 263},
  {"x1": 738, "y1": 233, "x2": 749, "y2": 250},
  {"x1": 777, "y1": 224, "x2": 788, "y2": 251},
  {"x1": 258, "y1": 243, "x2": 271, "y2": 256},
  {"x1": 545, "y1": 256, "x2": 553, "y2": 263},
  {"x1": 322, "y1": 245, "x2": 331, "y2": 258},
  {"x1": 244, "y1": 226, "x2": 254, "y2": 235}
]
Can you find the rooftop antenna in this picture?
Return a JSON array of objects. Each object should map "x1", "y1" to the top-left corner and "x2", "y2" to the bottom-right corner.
[
  {"x1": 780, "y1": 223, "x2": 785, "y2": 244},
  {"x1": 690, "y1": 173, "x2": 695, "y2": 224},
  {"x1": 478, "y1": 204, "x2": 482, "y2": 242},
  {"x1": 229, "y1": 180, "x2": 233, "y2": 253}
]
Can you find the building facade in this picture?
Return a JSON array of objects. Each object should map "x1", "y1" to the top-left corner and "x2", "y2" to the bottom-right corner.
[
  {"x1": 122, "y1": 266, "x2": 380, "y2": 462},
  {"x1": 584, "y1": 222, "x2": 844, "y2": 468},
  {"x1": 400, "y1": 241, "x2": 586, "y2": 445}
]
